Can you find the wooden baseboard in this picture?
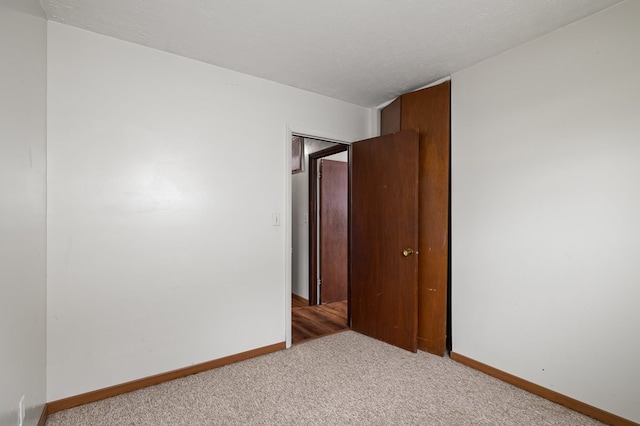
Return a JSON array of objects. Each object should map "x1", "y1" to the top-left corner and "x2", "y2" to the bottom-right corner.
[
  {"x1": 46, "y1": 341, "x2": 285, "y2": 416},
  {"x1": 292, "y1": 293, "x2": 309, "y2": 304},
  {"x1": 450, "y1": 352, "x2": 637, "y2": 426}
]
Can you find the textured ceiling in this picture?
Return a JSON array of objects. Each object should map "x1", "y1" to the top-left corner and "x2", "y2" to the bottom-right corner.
[{"x1": 39, "y1": 0, "x2": 623, "y2": 107}]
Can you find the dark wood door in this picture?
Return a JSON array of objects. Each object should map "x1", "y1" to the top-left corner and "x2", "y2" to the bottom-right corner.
[
  {"x1": 350, "y1": 129, "x2": 420, "y2": 352},
  {"x1": 320, "y1": 159, "x2": 348, "y2": 303},
  {"x1": 402, "y1": 83, "x2": 450, "y2": 356},
  {"x1": 380, "y1": 81, "x2": 451, "y2": 356}
]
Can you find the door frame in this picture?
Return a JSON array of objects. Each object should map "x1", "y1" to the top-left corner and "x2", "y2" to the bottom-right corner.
[
  {"x1": 308, "y1": 144, "x2": 349, "y2": 305},
  {"x1": 285, "y1": 125, "x2": 353, "y2": 348}
]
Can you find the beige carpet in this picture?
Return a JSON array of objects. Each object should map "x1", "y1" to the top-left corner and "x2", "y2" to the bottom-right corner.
[{"x1": 46, "y1": 331, "x2": 602, "y2": 425}]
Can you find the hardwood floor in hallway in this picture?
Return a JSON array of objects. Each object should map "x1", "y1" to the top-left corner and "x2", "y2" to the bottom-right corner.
[{"x1": 292, "y1": 296, "x2": 348, "y2": 344}]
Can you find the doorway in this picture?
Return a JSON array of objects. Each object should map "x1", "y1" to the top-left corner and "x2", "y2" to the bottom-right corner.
[
  {"x1": 291, "y1": 136, "x2": 349, "y2": 344},
  {"x1": 287, "y1": 81, "x2": 451, "y2": 353},
  {"x1": 308, "y1": 144, "x2": 349, "y2": 306}
]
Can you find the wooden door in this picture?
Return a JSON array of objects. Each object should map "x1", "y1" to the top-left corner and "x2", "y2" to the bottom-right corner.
[
  {"x1": 350, "y1": 129, "x2": 420, "y2": 352},
  {"x1": 319, "y1": 159, "x2": 348, "y2": 303},
  {"x1": 402, "y1": 84, "x2": 450, "y2": 356},
  {"x1": 380, "y1": 82, "x2": 451, "y2": 356}
]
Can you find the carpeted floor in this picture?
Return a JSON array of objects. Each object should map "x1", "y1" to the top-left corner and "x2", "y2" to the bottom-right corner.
[{"x1": 46, "y1": 331, "x2": 603, "y2": 425}]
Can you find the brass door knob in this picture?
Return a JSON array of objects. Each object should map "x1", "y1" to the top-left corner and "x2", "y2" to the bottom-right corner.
[{"x1": 402, "y1": 248, "x2": 414, "y2": 257}]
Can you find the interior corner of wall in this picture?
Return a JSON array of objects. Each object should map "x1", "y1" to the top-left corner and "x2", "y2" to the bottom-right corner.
[{"x1": 369, "y1": 107, "x2": 380, "y2": 138}]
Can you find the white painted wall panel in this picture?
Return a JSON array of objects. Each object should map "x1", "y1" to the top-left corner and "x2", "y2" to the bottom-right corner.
[
  {"x1": 452, "y1": 1, "x2": 640, "y2": 422},
  {"x1": 46, "y1": 22, "x2": 370, "y2": 401},
  {"x1": 0, "y1": 1, "x2": 47, "y2": 425}
]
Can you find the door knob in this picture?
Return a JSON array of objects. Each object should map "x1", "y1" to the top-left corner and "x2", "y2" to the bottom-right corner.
[{"x1": 402, "y1": 248, "x2": 414, "y2": 257}]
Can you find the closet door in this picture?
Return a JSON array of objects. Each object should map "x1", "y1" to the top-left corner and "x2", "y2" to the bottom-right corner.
[
  {"x1": 401, "y1": 82, "x2": 450, "y2": 355},
  {"x1": 380, "y1": 81, "x2": 451, "y2": 356},
  {"x1": 380, "y1": 97, "x2": 401, "y2": 135}
]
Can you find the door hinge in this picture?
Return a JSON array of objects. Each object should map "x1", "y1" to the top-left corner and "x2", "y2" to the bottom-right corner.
[{"x1": 318, "y1": 278, "x2": 322, "y2": 286}]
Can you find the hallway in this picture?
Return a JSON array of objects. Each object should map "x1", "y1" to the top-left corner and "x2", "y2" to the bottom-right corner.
[{"x1": 291, "y1": 297, "x2": 348, "y2": 344}]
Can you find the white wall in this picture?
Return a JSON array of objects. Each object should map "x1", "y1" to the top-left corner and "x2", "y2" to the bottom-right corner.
[
  {"x1": 451, "y1": 1, "x2": 640, "y2": 422},
  {"x1": 47, "y1": 22, "x2": 371, "y2": 401},
  {"x1": 291, "y1": 138, "x2": 337, "y2": 299},
  {"x1": 0, "y1": 1, "x2": 47, "y2": 425}
]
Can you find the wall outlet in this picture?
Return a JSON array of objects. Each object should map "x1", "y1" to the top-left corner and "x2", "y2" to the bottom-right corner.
[
  {"x1": 272, "y1": 213, "x2": 281, "y2": 226},
  {"x1": 18, "y1": 395, "x2": 25, "y2": 426}
]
